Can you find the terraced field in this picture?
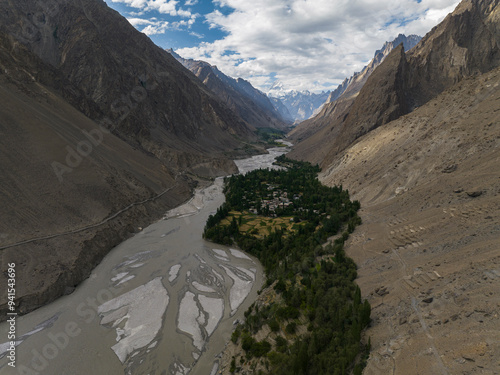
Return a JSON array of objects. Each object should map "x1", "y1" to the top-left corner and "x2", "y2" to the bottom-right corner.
[{"x1": 220, "y1": 211, "x2": 301, "y2": 238}]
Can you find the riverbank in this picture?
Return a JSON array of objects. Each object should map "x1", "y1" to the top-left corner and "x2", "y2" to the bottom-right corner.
[
  {"x1": 0, "y1": 176, "x2": 194, "y2": 322},
  {"x1": 0, "y1": 143, "x2": 290, "y2": 374}
]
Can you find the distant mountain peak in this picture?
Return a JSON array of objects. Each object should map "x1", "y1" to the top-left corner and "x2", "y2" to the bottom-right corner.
[
  {"x1": 268, "y1": 81, "x2": 288, "y2": 97},
  {"x1": 326, "y1": 33, "x2": 422, "y2": 104},
  {"x1": 269, "y1": 80, "x2": 285, "y2": 90},
  {"x1": 374, "y1": 34, "x2": 422, "y2": 59},
  {"x1": 166, "y1": 48, "x2": 181, "y2": 60},
  {"x1": 267, "y1": 82, "x2": 331, "y2": 123},
  {"x1": 168, "y1": 50, "x2": 291, "y2": 128}
]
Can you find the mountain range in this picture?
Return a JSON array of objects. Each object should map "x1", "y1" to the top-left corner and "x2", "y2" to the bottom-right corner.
[
  {"x1": 326, "y1": 34, "x2": 422, "y2": 104},
  {"x1": 268, "y1": 34, "x2": 420, "y2": 125},
  {"x1": 267, "y1": 82, "x2": 331, "y2": 123},
  {"x1": 289, "y1": 33, "x2": 421, "y2": 141},
  {"x1": 168, "y1": 49, "x2": 291, "y2": 130}
]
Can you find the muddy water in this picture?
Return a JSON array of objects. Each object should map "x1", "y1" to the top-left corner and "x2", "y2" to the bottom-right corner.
[{"x1": 0, "y1": 142, "x2": 291, "y2": 375}]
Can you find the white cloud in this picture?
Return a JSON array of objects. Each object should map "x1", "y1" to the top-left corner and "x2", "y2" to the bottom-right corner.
[
  {"x1": 126, "y1": 7, "x2": 197, "y2": 34},
  {"x1": 177, "y1": 0, "x2": 460, "y2": 93},
  {"x1": 127, "y1": 17, "x2": 155, "y2": 26},
  {"x1": 112, "y1": 0, "x2": 192, "y2": 17},
  {"x1": 128, "y1": 10, "x2": 146, "y2": 16},
  {"x1": 142, "y1": 22, "x2": 170, "y2": 35},
  {"x1": 127, "y1": 17, "x2": 170, "y2": 35},
  {"x1": 185, "y1": 0, "x2": 198, "y2": 5},
  {"x1": 189, "y1": 31, "x2": 204, "y2": 39}
]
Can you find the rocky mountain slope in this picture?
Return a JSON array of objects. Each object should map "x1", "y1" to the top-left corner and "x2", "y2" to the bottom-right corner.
[
  {"x1": 286, "y1": 34, "x2": 420, "y2": 138},
  {"x1": 289, "y1": 0, "x2": 499, "y2": 165},
  {"x1": 287, "y1": 0, "x2": 500, "y2": 373},
  {"x1": 268, "y1": 82, "x2": 331, "y2": 123},
  {"x1": 168, "y1": 49, "x2": 291, "y2": 130},
  {"x1": 327, "y1": 34, "x2": 421, "y2": 103},
  {"x1": 0, "y1": 0, "x2": 264, "y2": 318},
  {"x1": 321, "y1": 64, "x2": 500, "y2": 375},
  {"x1": 288, "y1": 34, "x2": 422, "y2": 142},
  {"x1": 289, "y1": 34, "x2": 421, "y2": 143},
  {"x1": 0, "y1": 0, "x2": 257, "y2": 173},
  {"x1": 268, "y1": 96, "x2": 294, "y2": 123},
  {"x1": 0, "y1": 31, "x2": 192, "y2": 317}
]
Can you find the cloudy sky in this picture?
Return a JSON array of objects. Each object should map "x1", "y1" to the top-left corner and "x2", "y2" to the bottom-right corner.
[{"x1": 105, "y1": 0, "x2": 460, "y2": 93}]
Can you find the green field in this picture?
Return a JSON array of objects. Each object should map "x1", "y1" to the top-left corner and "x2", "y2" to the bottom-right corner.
[{"x1": 220, "y1": 211, "x2": 302, "y2": 238}]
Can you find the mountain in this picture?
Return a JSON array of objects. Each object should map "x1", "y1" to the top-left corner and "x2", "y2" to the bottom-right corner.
[
  {"x1": 289, "y1": 34, "x2": 421, "y2": 142},
  {"x1": 0, "y1": 0, "x2": 257, "y2": 173},
  {"x1": 327, "y1": 34, "x2": 421, "y2": 103},
  {"x1": 321, "y1": 63, "x2": 500, "y2": 375},
  {"x1": 269, "y1": 96, "x2": 294, "y2": 123},
  {"x1": 0, "y1": 0, "x2": 261, "y2": 318},
  {"x1": 268, "y1": 82, "x2": 331, "y2": 123},
  {"x1": 269, "y1": 33, "x2": 419, "y2": 127},
  {"x1": 168, "y1": 49, "x2": 291, "y2": 130},
  {"x1": 289, "y1": 0, "x2": 500, "y2": 373},
  {"x1": 289, "y1": 0, "x2": 499, "y2": 165}
]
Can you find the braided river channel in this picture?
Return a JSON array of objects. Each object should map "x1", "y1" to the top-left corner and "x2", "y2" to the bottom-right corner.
[{"x1": 0, "y1": 142, "x2": 291, "y2": 375}]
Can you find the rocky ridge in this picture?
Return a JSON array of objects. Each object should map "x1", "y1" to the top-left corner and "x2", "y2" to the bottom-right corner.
[
  {"x1": 168, "y1": 49, "x2": 291, "y2": 130},
  {"x1": 289, "y1": 0, "x2": 499, "y2": 166},
  {"x1": 327, "y1": 34, "x2": 421, "y2": 104},
  {"x1": 288, "y1": 34, "x2": 420, "y2": 143}
]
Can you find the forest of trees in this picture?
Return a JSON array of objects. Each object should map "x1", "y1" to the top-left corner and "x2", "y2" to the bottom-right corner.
[{"x1": 204, "y1": 156, "x2": 370, "y2": 374}]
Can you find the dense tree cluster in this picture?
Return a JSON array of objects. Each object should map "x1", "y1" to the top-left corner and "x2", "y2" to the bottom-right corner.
[
  {"x1": 256, "y1": 127, "x2": 287, "y2": 145},
  {"x1": 204, "y1": 157, "x2": 370, "y2": 374}
]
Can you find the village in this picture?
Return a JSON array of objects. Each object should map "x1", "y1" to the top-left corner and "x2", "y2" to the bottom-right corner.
[{"x1": 246, "y1": 184, "x2": 300, "y2": 216}]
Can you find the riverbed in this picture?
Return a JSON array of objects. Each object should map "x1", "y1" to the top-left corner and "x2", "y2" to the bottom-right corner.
[{"x1": 0, "y1": 141, "x2": 291, "y2": 375}]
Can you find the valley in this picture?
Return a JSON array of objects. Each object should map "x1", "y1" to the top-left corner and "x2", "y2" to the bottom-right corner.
[{"x1": 0, "y1": 0, "x2": 499, "y2": 374}]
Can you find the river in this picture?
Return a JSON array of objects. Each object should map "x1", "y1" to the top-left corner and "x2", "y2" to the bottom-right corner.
[{"x1": 0, "y1": 141, "x2": 291, "y2": 375}]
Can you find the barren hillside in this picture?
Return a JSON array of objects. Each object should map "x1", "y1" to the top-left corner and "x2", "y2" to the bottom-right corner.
[
  {"x1": 0, "y1": 0, "x2": 257, "y2": 169},
  {"x1": 320, "y1": 67, "x2": 500, "y2": 374}
]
